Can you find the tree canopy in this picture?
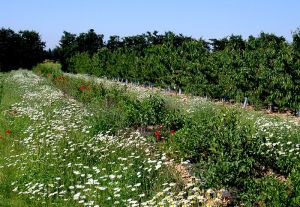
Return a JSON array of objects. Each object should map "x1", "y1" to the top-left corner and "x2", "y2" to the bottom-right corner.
[
  {"x1": 0, "y1": 28, "x2": 45, "y2": 71},
  {"x1": 1, "y1": 27, "x2": 300, "y2": 110}
]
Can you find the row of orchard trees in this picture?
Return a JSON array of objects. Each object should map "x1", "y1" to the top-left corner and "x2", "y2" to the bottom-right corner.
[
  {"x1": 57, "y1": 29, "x2": 300, "y2": 110},
  {"x1": 1, "y1": 27, "x2": 300, "y2": 110},
  {"x1": 0, "y1": 28, "x2": 46, "y2": 71}
]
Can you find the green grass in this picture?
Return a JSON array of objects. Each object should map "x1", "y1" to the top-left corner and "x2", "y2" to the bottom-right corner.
[{"x1": 0, "y1": 72, "x2": 32, "y2": 206}]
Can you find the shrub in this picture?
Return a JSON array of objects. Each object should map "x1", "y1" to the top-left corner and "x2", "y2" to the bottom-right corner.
[
  {"x1": 241, "y1": 177, "x2": 290, "y2": 207},
  {"x1": 33, "y1": 60, "x2": 63, "y2": 78},
  {"x1": 140, "y1": 95, "x2": 167, "y2": 126},
  {"x1": 167, "y1": 104, "x2": 260, "y2": 188},
  {"x1": 289, "y1": 170, "x2": 300, "y2": 206}
]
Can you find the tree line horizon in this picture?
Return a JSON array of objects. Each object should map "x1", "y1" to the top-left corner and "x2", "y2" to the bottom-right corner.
[{"x1": 1, "y1": 27, "x2": 300, "y2": 110}]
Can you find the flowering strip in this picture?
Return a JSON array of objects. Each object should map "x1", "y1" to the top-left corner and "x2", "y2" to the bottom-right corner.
[{"x1": 1, "y1": 70, "x2": 208, "y2": 206}]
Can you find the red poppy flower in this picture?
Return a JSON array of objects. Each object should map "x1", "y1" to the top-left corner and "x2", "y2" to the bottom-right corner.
[
  {"x1": 170, "y1": 129, "x2": 175, "y2": 135},
  {"x1": 80, "y1": 85, "x2": 87, "y2": 91},
  {"x1": 0, "y1": 135, "x2": 3, "y2": 140},
  {"x1": 154, "y1": 131, "x2": 161, "y2": 139},
  {"x1": 54, "y1": 76, "x2": 63, "y2": 81},
  {"x1": 5, "y1": 129, "x2": 11, "y2": 134}
]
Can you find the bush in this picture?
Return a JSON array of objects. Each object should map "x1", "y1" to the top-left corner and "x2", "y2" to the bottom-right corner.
[
  {"x1": 166, "y1": 104, "x2": 261, "y2": 188},
  {"x1": 91, "y1": 107, "x2": 128, "y2": 134},
  {"x1": 289, "y1": 170, "x2": 300, "y2": 206},
  {"x1": 241, "y1": 176, "x2": 290, "y2": 207},
  {"x1": 33, "y1": 60, "x2": 62, "y2": 78}
]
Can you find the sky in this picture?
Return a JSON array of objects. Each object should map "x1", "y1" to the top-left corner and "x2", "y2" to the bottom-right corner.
[{"x1": 0, "y1": 0, "x2": 299, "y2": 49}]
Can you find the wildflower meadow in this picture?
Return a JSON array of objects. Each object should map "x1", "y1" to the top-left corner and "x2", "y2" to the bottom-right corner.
[{"x1": 1, "y1": 64, "x2": 300, "y2": 206}]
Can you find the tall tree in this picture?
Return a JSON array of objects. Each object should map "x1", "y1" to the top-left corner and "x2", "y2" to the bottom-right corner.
[
  {"x1": 107, "y1": 35, "x2": 122, "y2": 51},
  {"x1": 292, "y1": 28, "x2": 300, "y2": 55},
  {"x1": 0, "y1": 28, "x2": 20, "y2": 71},
  {"x1": 54, "y1": 29, "x2": 104, "y2": 70},
  {"x1": 19, "y1": 30, "x2": 45, "y2": 68},
  {"x1": 55, "y1": 31, "x2": 77, "y2": 70},
  {"x1": 0, "y1": 28, "x2": 45, "y2": 71},
  {"x1": 76, "y1": 29, "x2": 104, "y2": 54}
]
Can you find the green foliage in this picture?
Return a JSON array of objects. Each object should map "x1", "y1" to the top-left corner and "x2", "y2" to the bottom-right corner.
[
  {"x1": 2, "y1": 27, "x2": 300, "y2": 110},
  {"x1": 241, "y1": 177, "x2": 290, "y2": 207},
  {"x1": 162, "y1": 102, "x2": 300, "y2": 206},
  {"x1": 68, "y1": 52, "x2": 93, "y2": 74},
  {"x1": 167, "y1": 105, "x2": 258, "y2": 187},
  {"x1": 53, "y1": 29, "x2": 104, "y2": 71},
  {"x1": 0, "y1": 28, "x2": 45, "y2": 71},
  {"x1": 42, "y1": 70, "x2": 184, "y2": 135},
  {"x1": 33, "y1": 61, "x2": 62, "y2": 78},
  {"x1": 289, "y1": 170, "x2": 300, "y2": 206},
  {"x1": 91, "y1": 107, "x2": 128, "y2": 134},
  {"x1": 59, "y1": 31, "x2": 300, "y2": 111},
  {"x1": 140, "y1": 95, "x2": 167, "y2": 126}
]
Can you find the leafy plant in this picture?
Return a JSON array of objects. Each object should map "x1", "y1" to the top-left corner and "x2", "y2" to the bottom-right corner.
[{"x1": 33, "y1": 61, "x2": 63, "y2": 78}]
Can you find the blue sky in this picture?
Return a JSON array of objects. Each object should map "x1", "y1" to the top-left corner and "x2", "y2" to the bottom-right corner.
[{"x1": 1, "y1": 0, "x2": 299, "y2": 49}]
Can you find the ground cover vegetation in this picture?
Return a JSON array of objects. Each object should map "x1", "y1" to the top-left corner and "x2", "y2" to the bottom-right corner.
[
  {"x1": 7, "y1": 62, "x2": 297, "y2": 206},
  {"x1": 1, "y1": 69, "x2": 212, "y2": 207}
]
